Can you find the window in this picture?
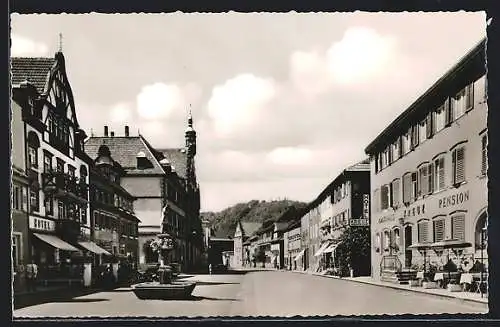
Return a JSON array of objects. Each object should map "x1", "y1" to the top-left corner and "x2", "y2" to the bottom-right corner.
[
  {"x1": 466, "y1": 83, "x2": 474, "y2": 110},
  {"x1": 68, "y1": 165, "x2": 76, "y2": 178},
  {"x1": 373, "y1": 188, "x2": 380, "y2": 213},
  {"x1": 434, "y1": 105, "x2": 445, "y2": 132},
  {"x1": 417, "y1": 220, "x2": 429, "y2": 243},
  {"x1": 454, "y1": 89, "x2": 467, "y2": 119},
  {"x1": 452, "y1": 146, "x2": 466, "y2": 184},
  {"x1": 434, "y1": 156, "x2": 445, "y2": 191},
  {"x1": 44, "y1": 194, "x2": 54, "y2": 216},
  {"x1": 481, "y1": 135, "x2": 488, "y2": 176},
  {"x1": 43, "y1": 152, "x2": 53, "y2": 173},
  {"x1": 418, "y1": 163, "x2": 433, "y2": 196},
  {"x1": 445, "y1": 97, "x2": 454, "y2": 126},
  {"x1": 402, "y1": 173, "x2": 412, "y2": 204},
  {"x1": 380, "y1": 185, "x2": 390, "y2": 210},
  {"x1": 451, "y1": 214, "x2": 466, "y2": 241},
  {"x1": 402, "y1": 133, "x2": 410, "y2": 155},
  {"x1": 12, "y1": 234, "x2": 21, "y2": 269},
  {"x1": 393, "y1": 228, "x2": 401, "y2": 249},
  {"x1": 392, "y1": 139, "x2": 400, "y2": 161},
  {"x1": 375, "y1": 232, "x2": 381, "y2": 249},
  {"x1": 411, "y1": 125, "x2": 419, "y2": 149},
  {"x1": 419, "y1": 120, "x2": 427, "y2": 143},
  {"x1": 13, "y1": 185, "x2": 21, "y2": 211},
  {"x1": 30, "y1": 189, "x2": 39, "y2": 213},
  {"x1": 80, "y1": 165, "x2": 88, "y2": 183},
  {"x1": 28, "y1": 146, "x2": 38, "y2": 169},
  {"x1": 411, "y1": 172, "x2": 418, "y2": 202},
  {"x1": 426, "y1": 112, "x2": 434, "y2": 139},
  {"x1": 58, "y1": 201, "x2": 66, "y2": 219},
  {"x1": 383, "y1": 230, "x2": 390, "y2": 250},
  {"x1": 391, "y1": 179, "x2": 400, "y2": 208},
  {"x1": 433, "y1": 219, "x2": 445, "y2": 242},
  {"x1": 56, "y1": 159, "x2": 64, "y2": 173}
]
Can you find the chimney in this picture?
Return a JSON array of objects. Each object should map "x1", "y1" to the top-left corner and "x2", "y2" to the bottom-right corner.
[
  {"x1": 104, "y1": 126, "x2": 109, "y2": 137},
  {"x1": 125, "y1": 126, "x2": 130, "y2": 137},
  {"x1": 110, "y1": 131, "x2": 115, "y2": 137}
]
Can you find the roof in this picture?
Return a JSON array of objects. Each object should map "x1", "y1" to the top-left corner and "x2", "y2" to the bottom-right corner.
[
  {"x1": 157, "y1": 148, "x2": 188, "y2": 179},
  {"x1": 84, "y1": 136, "x2": 165, "y2": 175},
  {"x1": 365, "y1": 38, "x2": 486, "y2": 155},
  {"x1": 345, "y1": 159, "x2": 370, "y2": 172},
  {"x1": 11, "y1": 57, "x2": 56, "y2": 94},
  {"x1": 240, "y1": 222, "x2": 261, "y2": 237}
]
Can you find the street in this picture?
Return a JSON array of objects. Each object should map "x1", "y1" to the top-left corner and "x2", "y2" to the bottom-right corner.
[{"x1": 13, "y1": 270, "x2": 487, "y2": 318}]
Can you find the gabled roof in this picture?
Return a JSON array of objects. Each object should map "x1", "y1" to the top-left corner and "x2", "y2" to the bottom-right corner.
[
  {"x1": 156, "y1": 148, "x2": 188, "y2": 179},
  {"x1": 11, "y1": 57, "x2": 56, "y2": 94},
  {"x1": 84, "y1": 136, "x2": 165, "y2": 175},
  {"x1": 345, "y1": 158, "x2": 370, "y2": 172}
]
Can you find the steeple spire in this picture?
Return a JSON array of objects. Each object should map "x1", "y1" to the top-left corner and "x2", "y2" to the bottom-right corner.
[
  {"x1": 58, "y1": 33, "x2": 63, "y2": 52},
  {"x1": 188, "y1": 104, "x2": 193, "y2": 127}
]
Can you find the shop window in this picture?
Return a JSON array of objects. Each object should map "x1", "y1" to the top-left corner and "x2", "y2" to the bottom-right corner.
[
  {"x1": 433, "y1": 218, "x2": 445, "y2": 242},
  {"x1": 452, "y1": 146, "x2": 466, "y2": 185},
  {"x1": 417, "y1": 220, "x2": 429, "y2": 243},
  {"x1": 451, "y1": 214, "x2": 466, "y2": 241}
]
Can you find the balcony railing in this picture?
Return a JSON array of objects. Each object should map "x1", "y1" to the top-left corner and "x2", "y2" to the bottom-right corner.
[{"x1": 42, "y1": 171, "x2": 88, "y2": 202}]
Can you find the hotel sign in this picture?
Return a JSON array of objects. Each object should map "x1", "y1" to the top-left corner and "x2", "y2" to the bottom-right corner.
[
  {"x1": 362, "y1": 194, "x2": 370, "y2": 219},
  {"x1": 350, "y1": 219, "x2": 369, "y2": 226},
  {"x1": 29, "y1": 216, "x2": 55, "y2": 232},
  {"x1": 438, "y1": 190, "x2": 470, "y2": 209}
]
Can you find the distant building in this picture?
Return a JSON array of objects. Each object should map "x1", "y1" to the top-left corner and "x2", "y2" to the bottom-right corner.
[
  {"x1": 365, "y1": 39, "x2": 487, "y2": 283},
  {"x1": 233, "y1": 221, "x2": 261, "y2": 268},
  {"x1": 85, "y1": 114, "x2": 203, "y2": 272},
  {"x1": 284, "y1": 220, "x2": 302, "y2": 270}
]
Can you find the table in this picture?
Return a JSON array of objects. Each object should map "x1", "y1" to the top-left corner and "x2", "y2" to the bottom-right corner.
[
  {"x1": 416, "y1": 271, "x2": 424, "y2": 280},
  {"x1": 460, "y1": 273, "x2": 473, "y2": 291},
  {"x1": 434, "y1": 272, "x2": 445, "y2": 288}
]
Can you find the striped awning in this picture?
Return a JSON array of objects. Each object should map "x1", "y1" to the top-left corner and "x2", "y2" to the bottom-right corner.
[
  {"x1": 323, "y1": 241, "x2": 342, "y2": 254},
  {"x1": 294, "y1": 249, "x2": 306, "y2": 261},
  {"x1": 314, "y1": 242, "x2": 332, "y2": 257},
  {"x1": 33, "y1": 233, "x2": 79, "y2": 252},
  {"x1": 78, "y1": 241, "x2": 112, "y2": 255}
]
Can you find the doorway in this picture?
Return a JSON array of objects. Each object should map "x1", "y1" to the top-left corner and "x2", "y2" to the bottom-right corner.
[{"x1": 404, "y1": 225, "x2": 412, "y2": 268}]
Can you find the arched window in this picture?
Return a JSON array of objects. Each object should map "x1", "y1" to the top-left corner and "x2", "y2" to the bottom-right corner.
[
  {"x1": 375, "y1": 232, "x2": 381, "y2": 250},
  {"x1": 383, "y1": 230, "x2": 390, "y2": 251},
  {"x1": 392, "y1": 227, "x2": 401, "y2": 251},
  {"x1": 475, "y1": 212, "x2": 488, "y2": 251},
  {"x1": 80, "y1": 165, "x2": 88, "y2": 183}
]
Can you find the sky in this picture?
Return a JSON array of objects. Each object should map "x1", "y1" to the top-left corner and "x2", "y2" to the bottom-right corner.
[{"x1": 10, "y1": 12, "x2": 487, "y2": 212}]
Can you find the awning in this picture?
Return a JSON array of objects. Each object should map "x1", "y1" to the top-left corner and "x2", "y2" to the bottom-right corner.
[
  {"x1": 408, "y1": 242, "x2": 433, "y2": 251},
  {"x1": 78, "y1": 241, "x2": 112, "y2": 255},
  {"x1": 324, "y1": 241, "x2": 343, "y2": 254},
  {"x1": 430, "y1": 239, "x2": 472, "y2": 250},
  {"x1": 294, "y1": 249, "x2": 305, "y2": 261},
  {"x1": 33, "y1": 233, "x2": 79, "y2": 252},
  {"x1": 314, "y1": 242, "x2": 332, "y2": 257}
]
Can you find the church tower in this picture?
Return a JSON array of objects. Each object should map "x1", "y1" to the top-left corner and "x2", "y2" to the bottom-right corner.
[{"x1": 185, "y1": 110, "x2": 197, "y2": 184}]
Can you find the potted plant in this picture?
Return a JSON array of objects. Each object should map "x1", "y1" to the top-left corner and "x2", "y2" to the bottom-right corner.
[{"x1": 422, "y1": 264, "x2": 438, "y2": 289}]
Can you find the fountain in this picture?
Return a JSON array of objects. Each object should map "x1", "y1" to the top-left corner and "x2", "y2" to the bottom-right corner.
[{"x1": 132, "y1": 233, "x2": 196, "y2": 300}]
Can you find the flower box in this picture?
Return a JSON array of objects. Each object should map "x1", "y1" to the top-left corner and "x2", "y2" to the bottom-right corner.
[
  {"x1": 422, "y1": 281, "x2": 437, "y2": 289},
  {"x1": 447, "y1": 283, "x2": 462, "y2": 292}
]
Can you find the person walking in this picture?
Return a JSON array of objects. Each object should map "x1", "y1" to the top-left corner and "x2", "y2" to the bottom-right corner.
[{"x1": 26, "y1": 260, "x2": 38, "y2": 292}]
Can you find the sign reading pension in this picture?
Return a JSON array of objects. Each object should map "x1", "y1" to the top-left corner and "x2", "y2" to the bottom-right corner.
[{"x1": 350, "y1": 219, "x2": 369, "y2": 226}]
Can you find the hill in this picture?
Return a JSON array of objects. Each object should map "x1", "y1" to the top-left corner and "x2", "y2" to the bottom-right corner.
[{"x1": 201, "y1": 199, "x2": 307, "y2": 238}]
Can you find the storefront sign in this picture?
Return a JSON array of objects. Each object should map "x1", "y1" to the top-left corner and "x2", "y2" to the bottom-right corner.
[
  {"x1": 438, "y1": 190, "x2": 470, "y2": 209},
  {"x1": 362, "y1": 194, "x2": 370, "y2": 219},
  {"x1": 350, "y1": 219, "x2": 369, "y2": 226},
  {"x1": 29, "y1": 216, "x2": 56, "y2": 232},
  {"x1": 403, "y1": 204, "x2": 425, "y2": 218}
]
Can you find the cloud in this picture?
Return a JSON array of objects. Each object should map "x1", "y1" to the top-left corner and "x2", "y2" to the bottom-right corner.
[
  {"x1": 267, "y1": 147, "x2": 313, "y2": 166},
  {"x1": 136, "y1": 82, "x2": 201, "y2": 120},
  {"x1": 207, "y1": 74, "x2": 276, "y2": 137},
  {"x1": 10, "y1": 34, "x2": 49, "y2": 56},
  {"x1": 289, "y1": 27, "x2": 396, "y2": 97},
  {"x1": 109, "y1": 102, "x2": 133, "y2": 123}
]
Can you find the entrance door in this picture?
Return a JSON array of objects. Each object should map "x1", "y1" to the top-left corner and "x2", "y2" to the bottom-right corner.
[{"x1": 404, "y1": 226, "x2": 412, "y2": 268}]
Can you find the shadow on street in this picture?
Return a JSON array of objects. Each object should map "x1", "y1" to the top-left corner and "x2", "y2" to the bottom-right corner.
[
  {"x1": 52, "y1": 298, "x2": 109, "y2": 303},
  {"x1": 193, "y1": 281, "x2": 240, "y2": 286},
  {"x1": 188, "y1": 295, "x2": 240, "y2": 302}
]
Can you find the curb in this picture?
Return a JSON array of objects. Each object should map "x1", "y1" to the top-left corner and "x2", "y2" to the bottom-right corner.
[{"x1": 290, "y1": 270, "x2": 488, "y2": 306}]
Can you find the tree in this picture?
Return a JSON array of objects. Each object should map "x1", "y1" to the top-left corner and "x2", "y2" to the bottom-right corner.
[{"x1": 336, "y1": 226, "x2": 371, "y2": 277}]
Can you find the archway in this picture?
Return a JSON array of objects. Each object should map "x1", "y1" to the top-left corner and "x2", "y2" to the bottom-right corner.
[
  {"x1": 404, "y1": 225, "x2": 413, "y2": 268},
  {"x1": 475, "y1": 211, "x2": 488, "y2": 252}
]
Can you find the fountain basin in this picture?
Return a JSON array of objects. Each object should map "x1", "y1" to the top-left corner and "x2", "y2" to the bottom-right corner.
[{"x1": 132, "y1": 281, "x2": 197, "y2": 300}]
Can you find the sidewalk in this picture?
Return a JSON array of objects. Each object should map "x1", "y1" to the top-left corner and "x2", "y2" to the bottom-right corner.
[{"x1": 295, "y1": 270, "x2": 489, "y2": 306}]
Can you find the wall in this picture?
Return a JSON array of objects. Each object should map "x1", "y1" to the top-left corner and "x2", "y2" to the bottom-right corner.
[
  {"x1": 11, "y1": 101, "x2": 25, "y2": 172},
  {"x1": 133, "y1": 198, "x2": 162, "y2": 227},
  {"x1": 121, "y1": 176, "x2": 162, "y2": 197},
  {"x1": 370, "y1": 75, "x2": 487, "y2": 280}
]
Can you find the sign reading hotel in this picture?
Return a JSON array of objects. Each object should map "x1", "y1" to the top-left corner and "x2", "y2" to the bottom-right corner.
[
  {"x1": 362, "y1": 194, "x2": 370, "y2": 219},
  {"x1": 438, "y1": 190, "x2": 470, "y2": 209}
]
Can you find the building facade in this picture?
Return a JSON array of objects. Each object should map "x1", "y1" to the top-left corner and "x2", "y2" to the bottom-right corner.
[
  {"x1": 365, "y1": 39, "x2": 488, "y2": 282},
  {"x1": 285, "y1": 221, "x2": 301, "y2": 270},
  {"x1": 12, "y1": 52, "x2": 92, "y2": 283},
  {"x1": 88, "y1": 144, "x2": 140, "y2": 267},
  {"x1": 233, "y1": 221, "x2": 261, "y2": 268},
  {"x1": 85, "y1": 119, "x2": 203, "y2": 272}
]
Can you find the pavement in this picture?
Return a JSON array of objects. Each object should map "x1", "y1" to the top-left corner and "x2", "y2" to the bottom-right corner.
[{"x1": 13, "y1": 270, "x2": 487, "y2": 318}]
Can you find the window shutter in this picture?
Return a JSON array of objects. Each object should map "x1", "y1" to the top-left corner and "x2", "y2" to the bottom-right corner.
[
  {"x1": 433, "y1": 219, "x2": 445, "y2": 242},
  {"x1": 392, "y1": 179, "x2": 400, "y2": 208},
  {"x1": 445, "y1": 97, "x2": 453, "y2": 126},
  {"x1": 22, "y1": 186, "x2": 28, "y2": 212},
  {"x1": 381, "y1": 185, "x2": 388, "y2": 210},
  {"x1": 418, "y1": 221, "x2": 429, "y2": 243},
  {"x1": 403, "y1": 174, "x2": 411, "y2": 204},
  {"x1": 482, "y1": 136, "x2": 488, "y2": 175},
  {"x1": 454, "y1": 147, "x2": 465, "y2": 183},
  {"x1": 398, "y1": 137, "x2": 403, "y2": 158},
  {"x1": 466, "y1": 83, "x2": 474, "y2": 110},
  {"x1": 426, "y1": 113, "x2": 433, "y2": 138},
  {"x1": 411, "y1": 172, "x2": 418, "y2": 201},
  {"x1": 389, "y1": 183, "x2": 394, "y2": 208},
  {"x1": 428, "y1": 163, "x2": 434, "y2": 194},
  {"x1": 452, "y1": 215, "x2": 465, "y2": 241}
]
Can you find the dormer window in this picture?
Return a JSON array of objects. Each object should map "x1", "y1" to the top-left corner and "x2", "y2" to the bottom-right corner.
[{"x1": 136, "y1": 151, "x2": 151, "y2": 169}]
